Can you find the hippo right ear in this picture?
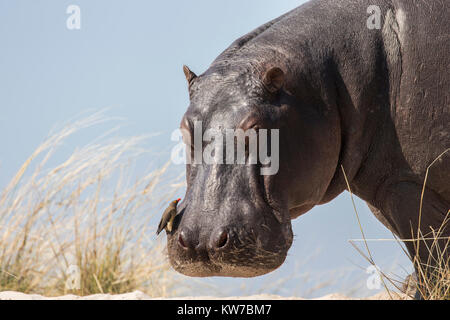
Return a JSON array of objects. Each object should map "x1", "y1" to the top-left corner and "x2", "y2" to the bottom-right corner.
[
  {"x1": 183, "y1": 65, "x2": 197, "y2": 87},
  {"x1": 262, "y1": 67, "x2": 285, "y2": 93}
]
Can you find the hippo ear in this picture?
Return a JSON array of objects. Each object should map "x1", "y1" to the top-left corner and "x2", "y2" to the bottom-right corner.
[
  {"x1": 183, "y1": 65, "x2": 197, "y2": 86},
  {"x1": 263, "y1": 67, "x2": 285, "y2": 93}
]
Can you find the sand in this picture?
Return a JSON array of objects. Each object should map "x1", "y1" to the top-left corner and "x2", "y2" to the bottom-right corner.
[{"x1": 0, "y1": 291, "x2": 411, "y2": 300}]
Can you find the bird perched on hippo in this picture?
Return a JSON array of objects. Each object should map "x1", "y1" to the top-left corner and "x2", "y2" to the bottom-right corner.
[
  {"x1": 163, "y1": 0, "x2": 449, "y2": 294},
  {"x1": 157, "y1": 198, "x2": 181, "y2": 235}
]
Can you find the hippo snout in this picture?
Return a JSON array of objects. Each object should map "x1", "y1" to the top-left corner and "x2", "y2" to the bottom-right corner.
[
  {"x1": 177, "y1": 228, "x2": 229, "y2": 251},
  {"x1": 167, "y1": 207, "x2": 293, "y2": 277}
]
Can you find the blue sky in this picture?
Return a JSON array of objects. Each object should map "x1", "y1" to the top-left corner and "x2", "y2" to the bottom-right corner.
[{"x1": 0, "y1": 0, "x2": 412, "y2": 297}]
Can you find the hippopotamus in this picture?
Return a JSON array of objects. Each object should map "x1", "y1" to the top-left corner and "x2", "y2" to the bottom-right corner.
[{"x1": 167, "y1": 0, "x2": 449, "y2": 280}]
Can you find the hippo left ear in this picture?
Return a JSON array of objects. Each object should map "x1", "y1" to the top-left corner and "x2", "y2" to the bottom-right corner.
[
  {"x1": 183, "y1": 65, "x2": 197, "y2": 87},
  {"x1": 263, "y1": 67, "x2": 285, "y2": 93}
]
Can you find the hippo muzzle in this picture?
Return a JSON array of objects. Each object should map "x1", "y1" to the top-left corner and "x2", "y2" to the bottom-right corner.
[{"x1": 166, "y1": 162, "x2": 294, "y2": 277}]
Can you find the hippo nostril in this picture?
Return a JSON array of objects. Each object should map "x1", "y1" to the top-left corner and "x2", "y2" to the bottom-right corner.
[
  {"x1": 178, "y1": 233, "x2": 188, "y2": 249},
  {"x1": 215, "y1": 230, "x2": 229, "y2": 249}
]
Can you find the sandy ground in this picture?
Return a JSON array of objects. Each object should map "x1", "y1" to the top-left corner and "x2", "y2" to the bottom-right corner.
[{"x1": 0, "y1": 291, "x2": 411, "y2": 300}]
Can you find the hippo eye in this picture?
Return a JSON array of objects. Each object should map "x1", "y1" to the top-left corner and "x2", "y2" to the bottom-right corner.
[
  {"x1": 240, "y1": 120, "x2": 259, "y2": 132},
  {"x1": 179, "y1": 117, "x2": 195, "y2": 165},
  {"x1": 180, "y1": 129, "x2": 196, "y2": 165},
  {"x1": 180, "y1": 116, "x2": 194, "y2": 146},
  {"x1": 180, "y1": 128, "x2": 192, "y2": 147}
]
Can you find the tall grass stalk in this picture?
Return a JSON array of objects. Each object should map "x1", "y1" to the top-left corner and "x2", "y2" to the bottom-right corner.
[
  {"x1": 0, "y1": 112, "x2": 185, "y2": 296},
  {"x1": 343, "y1": 148, "x2": 449, "y2": 300}
]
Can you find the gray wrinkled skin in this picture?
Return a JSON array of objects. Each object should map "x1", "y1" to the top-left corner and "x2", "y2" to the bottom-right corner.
[{"x1": 167, "y1": 0, "x2": 449, "y2": 278}]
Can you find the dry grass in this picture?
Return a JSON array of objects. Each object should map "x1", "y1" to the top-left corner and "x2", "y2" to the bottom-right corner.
[
  {"x1": 411, "y1": 212, "x2": 449, "y2": 299},
  {"x1": 342, "y1": 151, "x2": 450, "y2": 300},
  {"x1": 412, "y1": 148, "x2": 450, "y2": 300},
  {"x1": 0, "y1": 111, "x2": 186, "y2": 297}
]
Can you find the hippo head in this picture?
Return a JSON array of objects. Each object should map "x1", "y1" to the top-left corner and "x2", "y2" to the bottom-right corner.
[{"x1": 167, "y1": 62, "x2": 340, "y2": 277}]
